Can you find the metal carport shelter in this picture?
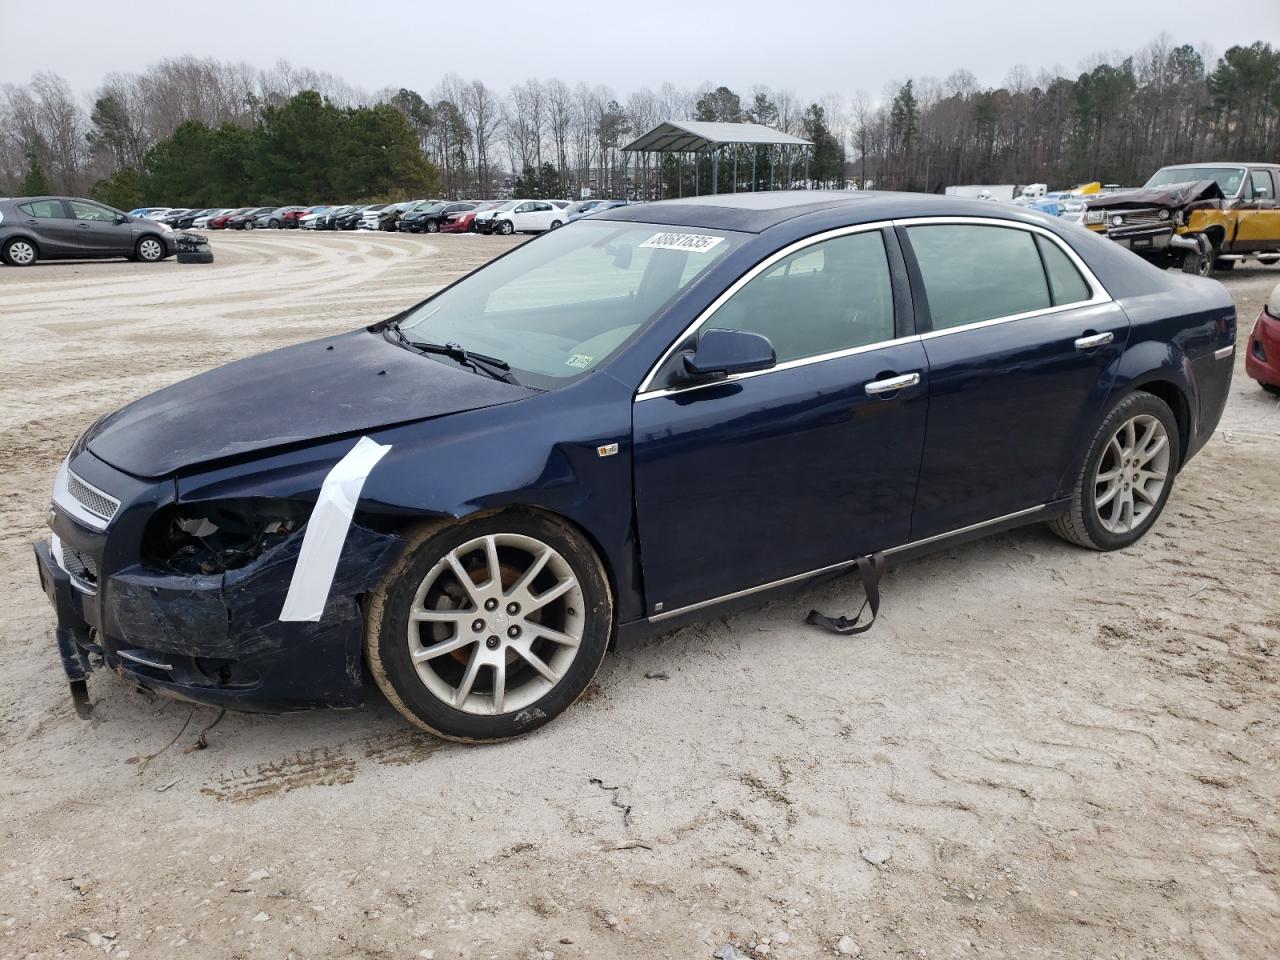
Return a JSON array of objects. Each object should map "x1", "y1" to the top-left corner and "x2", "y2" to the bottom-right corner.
[{"x1": 621, "y1": 120, "x2": 814, "y2": 198}]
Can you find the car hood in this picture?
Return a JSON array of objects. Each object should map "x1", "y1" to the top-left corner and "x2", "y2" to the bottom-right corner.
[
  {"x1": 85, "y1": 328, "x2": 535, "y2": 479},
  {"x1": 1086, "y1": 179, "x2": 1224, "y2": 211}
]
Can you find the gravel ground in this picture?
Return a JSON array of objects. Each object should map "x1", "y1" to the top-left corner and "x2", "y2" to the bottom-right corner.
[{"x1": 1, "y1": 231, "x2": 1277, "y2": 960}]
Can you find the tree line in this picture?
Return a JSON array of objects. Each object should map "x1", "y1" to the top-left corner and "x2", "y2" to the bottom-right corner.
[{"x1": 1, "y1": 35, "x2": 1276, "y2": 208}]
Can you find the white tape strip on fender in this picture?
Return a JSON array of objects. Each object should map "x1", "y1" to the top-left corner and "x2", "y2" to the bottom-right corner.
[{"x1": 279, "y1": 436, "x2": 391, "y2": 622}]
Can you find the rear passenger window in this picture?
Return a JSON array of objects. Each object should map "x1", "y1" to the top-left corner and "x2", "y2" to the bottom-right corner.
[
  {"x1": 1035, "y1": 235, "x2": 1091, "y2": 306},
  {"x1": 706, "y1": 230, "x2": 895, "y2": 363},
  {"x1": 908, "y1": 225, "x2": 1050, "y2": 330},
  {"x1": 17, "y1": 199, "x2": 65, "y2": 219}
]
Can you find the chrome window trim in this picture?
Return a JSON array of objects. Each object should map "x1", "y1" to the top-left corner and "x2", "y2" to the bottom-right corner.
[
  {"x1": 647, "y1": 504, "x2": 1046, "y2": 622},
  {"x1": 634, "y1": 215, "x2": 1113, "y2": 400},
  {"x1": 51, "y1": 457, "x2": 119, "y2": 532}
]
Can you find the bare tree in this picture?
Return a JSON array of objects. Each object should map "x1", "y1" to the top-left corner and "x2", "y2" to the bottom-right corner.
[{"x1": 463, "y1": 79, "x2": 502, "y2": 196}]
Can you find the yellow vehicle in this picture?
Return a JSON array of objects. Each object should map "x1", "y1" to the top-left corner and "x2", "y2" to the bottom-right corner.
[{"x1": 1084, "y1": 162, "x2": 1280, "y2": 276}]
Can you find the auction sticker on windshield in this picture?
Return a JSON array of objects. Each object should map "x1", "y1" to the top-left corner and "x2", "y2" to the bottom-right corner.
[{"x1": 640, "y1": 232, "x2": 725, "y2": 253}]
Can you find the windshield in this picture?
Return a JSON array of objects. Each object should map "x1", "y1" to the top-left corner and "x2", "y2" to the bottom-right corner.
[
  {"x1": 395, "y1": 221, "x2": 742, "y2": 388},
  {"x1": 1145, "y1": 165, "x2": 1246, "y2": 196}
]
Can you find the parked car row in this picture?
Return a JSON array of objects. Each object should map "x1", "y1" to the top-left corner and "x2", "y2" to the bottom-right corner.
[{"x1": 122, "y1": 198, "x2": 638, "y2": 238}]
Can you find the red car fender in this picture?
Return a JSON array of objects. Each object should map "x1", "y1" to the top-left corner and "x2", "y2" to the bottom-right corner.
[{"x1": 1245, "y1": 304, "x2": 1280, "y2": 388}]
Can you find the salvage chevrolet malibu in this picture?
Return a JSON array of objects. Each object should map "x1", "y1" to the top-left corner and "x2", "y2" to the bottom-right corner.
[{"x1": 35, "y1": 191, "x2": 1237, "y2": 741}]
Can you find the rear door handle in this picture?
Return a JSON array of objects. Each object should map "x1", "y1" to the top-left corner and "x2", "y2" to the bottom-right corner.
[
  {"x1": 1074, "y1": 332, "x2": 1114, "y2": 351},
  {"x1": 865, "y1": 372, "x2": 921, "y2": 396}
]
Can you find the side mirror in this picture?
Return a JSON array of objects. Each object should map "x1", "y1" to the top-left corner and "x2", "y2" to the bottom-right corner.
[
  {"x1": 677, "y1": 329, "x2": 776, "y2": 384},
  {"x1": 115, "y1": 214, "x2": 129, "y2": 224}
]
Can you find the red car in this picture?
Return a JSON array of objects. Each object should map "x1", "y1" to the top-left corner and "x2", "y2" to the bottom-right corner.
[
  {"x1": 208, "y1": 207, "x2": 251, "y2": 230},
  {"x1": 440, "y1": 200, "x2": 504, "y2": 233},
  {"x1": 1245, "y1": 281, "x2": 1280, "y2": 392}
]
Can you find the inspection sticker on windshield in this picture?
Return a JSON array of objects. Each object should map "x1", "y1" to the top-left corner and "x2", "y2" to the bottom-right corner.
[
  {"x1": 565, "y1": 353, "x2": 594, "y2": 369},
  {"x1": 640, "y1": 232, "x2": 725, "y2": 253}
]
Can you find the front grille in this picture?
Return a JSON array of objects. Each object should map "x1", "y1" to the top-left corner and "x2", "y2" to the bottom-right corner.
[
  {"x1": 67, "y1": 471, "x2": 119, "y2": 523},
  {"x1": 1106, "y1": 208, "x2": 1169, "y2": 231},
  {"x1": 52, "y1": 534, "x2": 99, "y2": 593}
]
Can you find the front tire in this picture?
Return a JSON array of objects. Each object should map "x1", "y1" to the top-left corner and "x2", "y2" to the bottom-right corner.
[
  {"x1": 426, "y1": 219, "x2": 439, "y2": 233},
  {"x1": 497, "y1": 219, "x2": 514, "y2": 235},
  {"x1": 2, "y1": 237, "x2": 38, "y2": 266},
  {"x1": 269, "y1": 218, "x2": 281, "y2": 229},
  {"x1": 1182, "y1": 242, "x2": 1212, "y2": 276},
  {"x1": 365, "y1": 510, "x2": 613, "y2": 742},
  {"x1": 1050, "y1": 392, "x2": 1181, "y2": 550},
  {"x1": 134, "y1": 236, "x2": 166, "y2": 263}
]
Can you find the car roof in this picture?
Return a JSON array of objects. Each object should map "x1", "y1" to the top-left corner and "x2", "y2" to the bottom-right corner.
[
  {"x1": 1160, "y1": 161, "x2": 1279, "y2": 169},
  {"x1": 593, "y1": 190, "x2": 1058, "y2": 234}
]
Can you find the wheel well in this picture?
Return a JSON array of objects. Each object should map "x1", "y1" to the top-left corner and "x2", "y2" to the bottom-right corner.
[
  {"x1": 1133, "y1": 381, "x2": 1190, "y2": 467},
  {"x1": 1200, "y1": 225, "x2": 1227, "y2": 249},
  {"x1": 358, "y1": 504, "x2": 623, "y2": 635},
  {"x1": 3, "y1": 234, "x2": 39, "y2": 253}
]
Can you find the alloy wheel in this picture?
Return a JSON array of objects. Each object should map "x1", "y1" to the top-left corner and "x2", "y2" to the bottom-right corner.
[
  {"x1": 1093, "y1": 413, "x2": 1170, "y2": 534},
  {"x1": 406, "y1": 533, "x2": 585, "y2": 716}
]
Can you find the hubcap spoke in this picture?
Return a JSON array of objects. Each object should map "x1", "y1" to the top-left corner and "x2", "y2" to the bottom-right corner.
[
  {"x1": 483, "y1": 535, "x2": 502, "y2": 589},
  {"x1": 529, "y1": 577, "x2": 574, "y2": 610},
  {"x1": 445, "y1": 551, "x2": 481, "y2": 604},
  {"x1": 411, "y1": 608, "x2": 469, "y2": 623},
  {"x1": 1132, "y1": 483, "x2": 1158, "y2": 505},
  {"x1": 454, "y1": 648, "x2": 484, "y2": 707},
  {"x1": 1095, "y1": 482, "x2": 1120, "y2": 508},
  {"x1": 413, "y1": 634, "x2": 475, "y2": 662},
  {"x1": 514, "y1": 644, "x2": 560, "y2": 683},
  {"x1": 491, "y1": 659, "x2": 506, "y2": 714},
  {"x1": 1138, "y1": 434, "x2": 1167, "y2": 464},
  {"x1": 531, "y1": 624, "x2": 581, "y2": 648},
  {"x1": 506, "y1": 546, "x2": 551, "y2": 598}
]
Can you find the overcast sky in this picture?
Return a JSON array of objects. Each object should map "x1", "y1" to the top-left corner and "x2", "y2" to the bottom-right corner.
[{"x1": 2, "y1": 0, "x2": 1276, "y2": 102}]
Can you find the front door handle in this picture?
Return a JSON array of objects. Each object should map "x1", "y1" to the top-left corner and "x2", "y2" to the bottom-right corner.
[
  {"x1": 865, "y1": 372, "x2": 921, "y2": 397},
  {"x1": 1074, "y1": 332, "x2": 1114, "y2": 351}
]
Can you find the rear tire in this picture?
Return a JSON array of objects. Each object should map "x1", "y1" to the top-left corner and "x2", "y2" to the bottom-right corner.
[
  {"x1": 365, "y1": 510, "x2": 612, "y2": 742},
  {"x1": 2, "y1": 237, "x2": 38, "y2": 266},
  {"x1": 1050, "y1": 391, "x2": 1181, "y2": 551},
  {"x1": 549, "y1": 220, "x2": 563, "y2": 230}
]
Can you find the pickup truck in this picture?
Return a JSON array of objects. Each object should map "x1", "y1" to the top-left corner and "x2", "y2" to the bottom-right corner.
[{"x1": 1084, "y1": 162, "x2": 1280, "y2": 276}]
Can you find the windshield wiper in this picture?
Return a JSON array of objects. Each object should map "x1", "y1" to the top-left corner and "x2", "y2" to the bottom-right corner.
[
  {"x1": 383, "y1": 319, "x2": 519, "y2": 384},
  {"x1": 412, "y1": 341, "x2": 518, "y2": 384}
]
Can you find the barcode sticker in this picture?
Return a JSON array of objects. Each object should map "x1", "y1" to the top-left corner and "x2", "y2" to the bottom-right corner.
[{"x1": 640, "y1": 232, "x2": 725, "y2": 253}]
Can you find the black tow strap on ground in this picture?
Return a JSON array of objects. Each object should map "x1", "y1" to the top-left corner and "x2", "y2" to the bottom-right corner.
[{"x1": 805, "y1": 552, "x2": 885, "y2": 635}]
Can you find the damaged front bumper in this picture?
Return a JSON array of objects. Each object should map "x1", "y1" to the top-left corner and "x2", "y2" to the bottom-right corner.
[{"x1": 34, "y1": 457, "x2": 406, "y2": 715}]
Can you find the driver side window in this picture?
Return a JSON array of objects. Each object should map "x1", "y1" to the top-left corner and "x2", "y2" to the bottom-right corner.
[
  {"x1": 69, "y1": 200, "x2": 117, "y2": 222},
  {"x1": 1250, "y1": 170, "x2": 1275, "y2": 201},
  {"x1": 703, "y1": 230, "x2": 896, "y2": 364}
]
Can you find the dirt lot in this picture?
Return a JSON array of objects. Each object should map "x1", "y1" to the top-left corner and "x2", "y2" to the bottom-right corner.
[{"x1": 1, "y1": 231, "x2": 1277, "y2": 960}]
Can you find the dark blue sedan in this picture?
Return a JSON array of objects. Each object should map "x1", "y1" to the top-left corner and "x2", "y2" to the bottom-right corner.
[{"x1": 34, "y1": 191, "x2": 1236, "y2": 740}]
